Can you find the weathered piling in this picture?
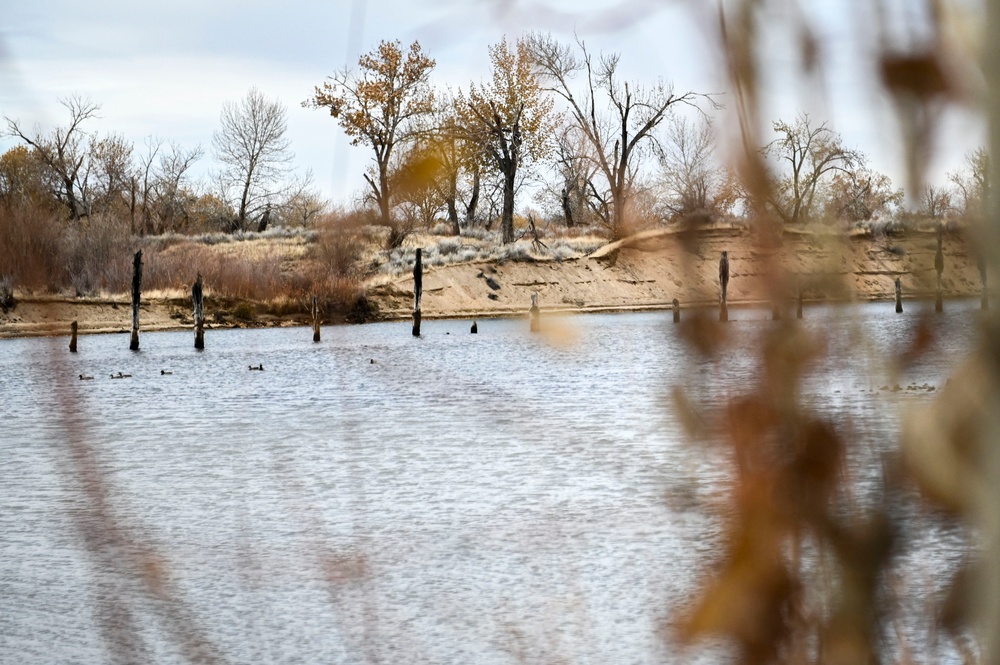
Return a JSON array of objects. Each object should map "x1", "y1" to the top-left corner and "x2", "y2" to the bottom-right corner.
[
  {"x1": 129, "y1": 250, "x2": 142, "y2": 351},
  {"x1": 529, "y1": 293, "x2": 541, "y2": 332},
  {"x1": 719, "y1": 250, "x2": 729, "y2": 322},
  {"x1": 672, "y1": 298, "x2": 680, "y2": 323},
  {"x1": 69, "y1": 321, "x2": 78, "y2": 353},
  {"x1": 980, "y1": 254, "x2": 989, "y2": 310},
  {"x1": 895, "y1": 277, "x2": 903, "y2": 313},
  {"x1": 935, "y1": 229, "x2": 944, "y2": 313},
  {"x1": 471, "y1": 321, "x2": 478, "y2": 334},
  {"x1": 192, "y1": 273, "x2": 205, "y2": 349},
  {"x1": 412, "y1": 248, "x2": 422, "y2": 337},
  {"x1": 312, "y1": 294, "x2": 321, "y2": 343}
]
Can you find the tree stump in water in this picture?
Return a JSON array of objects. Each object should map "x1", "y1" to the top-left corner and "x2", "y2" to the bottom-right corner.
[
  {"x1": 471, "y1": 321, "x2": 478, "y2": 334},
  {"x1": 69, "y1": 321, "x2": 78, "y2": 353},
  {"x1": 129, "y1": 250, "x2": 142, "y2": 351},
  {"x1": 672, "y1": 298, "x2": 680, "y2": 323},
  {"x1": 312, "y1": 294, "x2": 321, "y2": 343},
  {"x1": 192, "y1": 273, "x2": 205, "y2": 349},
  {"x1": 719, "y1": 251, "x2": 729, "y2": 322},
  {"x1": 935, "y1": 229, "x2": 944, "y2": 313},
  {"x1": 895, "y1": 277, "x2": 903, "y2": 313},
  {"x1": 529, "y1": 293, "x2": 540, "y2": 332},
  {"x1": 412, "y1": 248, "x2": 423, "y2": 337}
]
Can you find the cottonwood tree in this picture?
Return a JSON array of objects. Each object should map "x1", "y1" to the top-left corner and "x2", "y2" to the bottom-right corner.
[
  {"x1": 457, "y1": 37, "x2": 555, "y2": 244},
  {"x1": 213, "y1": 87, "x2": 294, "y2": 232},
  {"x1": 528, "y1": 33, "x2": 712, "y2": 238},
  {"x1": 764, "y1": 114, "x2": 860, "y2": 224},
  {"x1": 307, "y1": 40, "x2": 436, "y2": 230},
  {"x1": 0, "y1": 145, "x2": 55, "y2": 211},
  {"x1": 822, "y1": 160, "x2": 902, "y2": 224},
  {"x1": 657, "y1": 115, "x2": 738, "y2": 223},
  {"x1": 3, "y1": 95, "x2": 100, "y2": 220}
]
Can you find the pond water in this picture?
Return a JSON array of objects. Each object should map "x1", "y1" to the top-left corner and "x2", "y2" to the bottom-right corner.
[{"x1": 0, "y1": 302, "x2": 978, "y2": 664}]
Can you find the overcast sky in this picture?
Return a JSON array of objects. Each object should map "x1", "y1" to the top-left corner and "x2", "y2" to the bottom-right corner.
[{"x1": 0, "y1": 0, "x2": 986, "y2": 208}]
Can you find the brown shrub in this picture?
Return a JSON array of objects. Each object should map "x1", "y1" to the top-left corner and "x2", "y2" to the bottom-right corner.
[{"x1": 0, "y1": 203, "x2": 64, "y2": 291}]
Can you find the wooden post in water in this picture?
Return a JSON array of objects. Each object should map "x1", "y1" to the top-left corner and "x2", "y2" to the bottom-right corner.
[
  {"x1": 471, "y1": 321, "x2": 478, "y2": 334},
  {"x1": 69, "y1": 321, "x2": 78, "y2": 352},
  {"x1": 935, "y1": 228, "x2": 944, "y2": 313},
  {"x1": 980, "y1": 254, "x2": 989, "y2": 310},
  {"x1": 530, "y1": 293, "x2": 541, "y2": 332},
  {"x1": 312, "y1": 294, "x2": 321, "y2": 343},
  {"x1": 672, "y1": 298, "x2": 680, "y2": 323},
  {"x1": 192, "y1": 273, "x2": 205, "y2": 349},
  {"x1": 129, "y1": 250, "x2": 142, "y2": 351},
  {"x1": 895, "y1": 277, "x2": 903, "y2": 313},
  {"x1": 412, "y1": 248, "x2": 422, "y2": 337},
  {"x1": 719, "y1": 250, "x2": 729, "y2": 322}
]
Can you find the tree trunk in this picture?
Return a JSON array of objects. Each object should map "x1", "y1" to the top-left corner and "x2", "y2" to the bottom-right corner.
[
  {"x1": 447, "y1": 196, "x2": 460, "y2": 235},
  {"x1": 501, "y1": 169, "x2": 516, "y2": 245},
  {"x1": 312, "y1": 294, "x2": 321, "y2": 343},
  {"x1": 465, "y1": 170, "x2": 480, "y2": 225}
]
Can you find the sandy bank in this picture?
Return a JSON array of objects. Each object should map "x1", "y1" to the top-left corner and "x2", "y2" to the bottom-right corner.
[{"x1": 0, "y1": 226, "x2": 984, "y2": 339}]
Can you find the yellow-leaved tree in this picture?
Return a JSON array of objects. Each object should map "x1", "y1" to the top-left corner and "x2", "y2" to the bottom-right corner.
[
  {"x1": 457, "y1": 37, "x2": 555, "y2": 244},
  {"x1": 307, "y1": 40, "x2": 436, "y2": 238}
]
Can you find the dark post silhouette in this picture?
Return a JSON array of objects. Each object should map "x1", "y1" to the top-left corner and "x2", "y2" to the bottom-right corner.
[
  {"x1": 672, "y1": 298, "x2": 680, "y2": 323},
  {"x1": 530, "y1": 293, "x2": 541, "y2": 332},
  {"x1": 129, "y1": 250, "x2": 142, "y2": 351},
  {"x1": 719, "y1": 250, "x2": 729, "y2": 322},
  {"x1": 312, "y1": 294, "x2": 321, "y2": 343},
  {"x1": 471, "y1": 321, "x2": 478, "y2": 334},
  {"x1": 69, "y1": 321, "x2": 78, "y2": 352},
  {"x1": 412, "y1": 248, "x2": 423, "y2": 337},
  {"x1": 895, "y1": 277, "x2": 903, "y2": 313},
  {"x1": 934, "y1": 228, "x2": 944, "y2": 313},
  {"x1": 192, "y1": 273, "x2": 205, "y2": 349}
]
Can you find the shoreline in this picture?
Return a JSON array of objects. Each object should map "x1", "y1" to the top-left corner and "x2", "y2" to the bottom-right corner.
[{"x1": 1, "y1": 226, "x2": 986, "y2": 339}]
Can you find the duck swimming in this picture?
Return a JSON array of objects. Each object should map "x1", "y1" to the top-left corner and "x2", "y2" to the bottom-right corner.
[
  {"x1": 79, "y1": 374, "x2": 93, "y2": 380},
  {"x1": 161, "y1": 370, "x2": 173, "y2": 375},
  {"x1": 249, "y1": 364, "x2": 264, "y2": 371},
  {"x1": 110, "y1": 372, "x2": 132, "y2": 379}
]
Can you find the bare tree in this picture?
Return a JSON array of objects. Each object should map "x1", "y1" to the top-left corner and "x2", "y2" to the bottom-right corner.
[
  {"x1": 213, "y1": 87, "x2": 294, "y2": 233},
  {"x1": 528, "y1": 32, "x2": 713, "y2": 238},
  {"x1": 657, "y1": 115, "x2": 738, "y2": 223},
  {"x1": 949, "y1": 147, "x2": 989, "y2": 222},
  {"x1": 764, "y1": 114, "x2": 860, "y2": 224},
  {"x1": 3, "y1": 95, "x2": 101, "y2": 220},
  {"x1": 822, "y1": 159, "x2": 902, "y2": 224}
]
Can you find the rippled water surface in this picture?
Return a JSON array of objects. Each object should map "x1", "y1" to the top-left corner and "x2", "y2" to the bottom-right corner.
[{"x1": 0, "y1": 303, "x2": 978, "y2": 663}]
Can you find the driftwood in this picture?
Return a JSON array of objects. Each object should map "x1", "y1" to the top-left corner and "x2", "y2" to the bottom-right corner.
[
  {"x1": 193, "y1": 273, "x2": 205, "y2": 349},
  {"x1": 129, "y1": 250, "x2": 142, "y2": 351},
  {"x1": 412, "y1": 248, "x2": 423, "y2": 337}
]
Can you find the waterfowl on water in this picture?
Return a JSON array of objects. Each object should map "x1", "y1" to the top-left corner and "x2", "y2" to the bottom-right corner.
[
  {"x1": 249, "y1": 364, "x2": 264, "y2": 371},
  {"x1": 110, "y1": 372, "x2": 132, "y2": 379},
  {"x1": 369, "y1": 358, "x2": 376, "y2": 364},
  {"x1": 79, "y1": 374, "x2": 93, "y2": 380},
  {"x1": 161, "y1": 370, "x2": 173, "y2": 375}
]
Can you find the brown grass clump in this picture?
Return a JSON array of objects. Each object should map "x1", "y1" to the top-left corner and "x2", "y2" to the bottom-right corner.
[{"x1": 0, "y1": 203, "x2": 64, "y2": 291}]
